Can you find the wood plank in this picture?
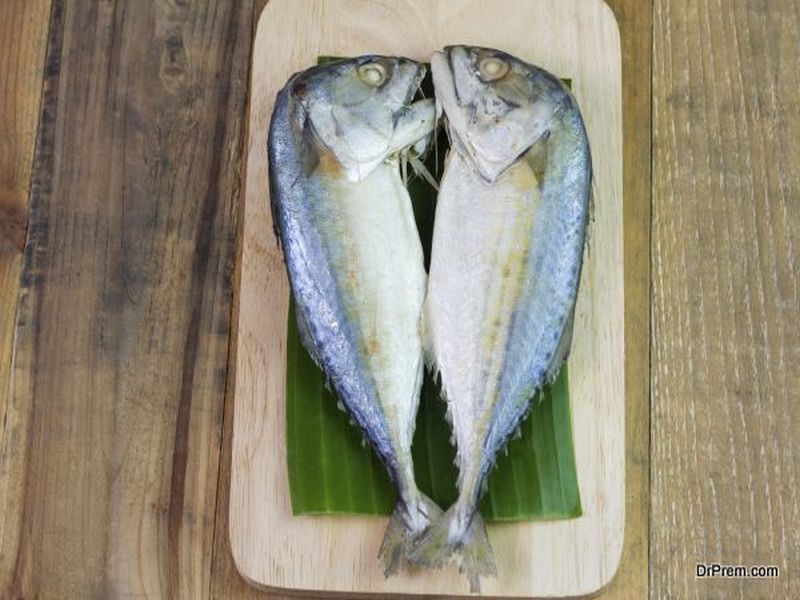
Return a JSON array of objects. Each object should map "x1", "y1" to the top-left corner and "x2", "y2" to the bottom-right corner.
[
  {"x1": 229, "y1": 0, "x2": 624, "y2": 596},
  {"x1": 0, "y1": 0, "x2": 51, "y2": 379},
  {"x1": 652, "y1": 0, "x2": 800, "y2": 597},
  {"x1": 208, "y1": 3, "x2": 285, "y2": 595},
  {"x1": 601, "y1": 0, "x2": 652, "y2": 597},
  {"x1": 1, "y1": 0, "x2": 256, "y2": 597},
  {"x1": 0, "y1": 0, "x2": 53, "y2": 591}
]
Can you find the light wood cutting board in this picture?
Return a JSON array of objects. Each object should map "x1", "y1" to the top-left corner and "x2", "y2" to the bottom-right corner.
[{"x1": 230, "y1": 0, "x2": 623, "y2": 596}]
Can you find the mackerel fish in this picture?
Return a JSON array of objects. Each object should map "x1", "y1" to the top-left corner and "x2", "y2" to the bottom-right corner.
[
  {"x1": 411, "y1": 46, "x2": 592, "y2": 590},
  {"x1": 268, "y1": 56, "x2": 440, "y2": 575}
]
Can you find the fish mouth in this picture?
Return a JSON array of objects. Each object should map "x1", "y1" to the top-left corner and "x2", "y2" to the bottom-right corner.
[
  {"x1": 404, "y1": 60, "x2": 428, "y2": 105},
  {"x1": 430, "y1": 49, "x2": 459, "y2": 133},
  {"x1": 431, "y1": 47, "x2": 519, "y2": 183},
  {"x1": 431, "y1": 46, "x2": 488, "y2": 117},
  {"x1": 391, "y1": 60, "x2": 429, "y2": 126},
  {"x1": 435, "y1": 45, "x2": 482, "y2": 108},
  {"x1": 431, "y1": 49, "x2": 456, "y2": 104}
]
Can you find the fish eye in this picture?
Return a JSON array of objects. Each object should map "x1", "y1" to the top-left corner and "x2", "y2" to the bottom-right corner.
[
  {"x1": 357, "y1": 62, "x2": 388, "y2": 87},
  {"x1": 477, "y1": 57, "x2": 510, "y2": 82}
]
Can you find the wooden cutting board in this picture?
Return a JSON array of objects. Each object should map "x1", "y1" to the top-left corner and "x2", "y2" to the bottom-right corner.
[{"x1": 230, "y1": 0, "x2": 623, "y2": 596}]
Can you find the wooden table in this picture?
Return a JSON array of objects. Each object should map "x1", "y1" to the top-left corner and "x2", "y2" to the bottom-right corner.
[{"x1": 0, "y1": 1, "x2": 795, "y2": 598}]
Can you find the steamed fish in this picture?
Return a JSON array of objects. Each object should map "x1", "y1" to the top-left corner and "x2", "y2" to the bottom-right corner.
[
  {"x1": 412, "y1": 46, "x2": 592, "y2": 590},
  {"x1": 268, "y1": 56, "x2": 440, "y2": 574}
]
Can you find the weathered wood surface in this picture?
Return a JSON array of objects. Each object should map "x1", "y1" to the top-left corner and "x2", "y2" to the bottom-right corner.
[
  {"x1": 0, "y1": 0, "x2": 53, "y2": 533},
  {"x1": 652, "y1": 0, "x2": 800, "y2": 598},
  {"x1": 0, "y1": 0, "x2": 258, "y2": 597},
  {"x1": 0, "y1": 0, "x2": 51, "y2": 339},
  {"x1": 0, "y1": 0, "x2": 54, "y2": 596},
  {"x1": 602, "y1": 0, "x2": 652, "y2": 597}
]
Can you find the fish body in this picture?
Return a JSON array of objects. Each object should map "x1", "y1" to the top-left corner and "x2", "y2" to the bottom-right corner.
[
  {"x1": 412, "y1": 46, "x2": 592, "y2": 589},
  {"x1": 268, "y1": 56, "x2": 440, "y2": 574}
]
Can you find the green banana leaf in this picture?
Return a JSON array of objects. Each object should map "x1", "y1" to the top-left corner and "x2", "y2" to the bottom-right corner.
[{"x1": 284, "y1": 58, "x2": 581, "y2": 522}]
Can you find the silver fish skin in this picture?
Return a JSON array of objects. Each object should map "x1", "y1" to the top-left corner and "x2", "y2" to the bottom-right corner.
[
  {"x1": 410, "y1": 46, "x2": 592, "y2": 590},
  {"x1": 268, "y1": 56, "x2": 440, "y2": 575}
]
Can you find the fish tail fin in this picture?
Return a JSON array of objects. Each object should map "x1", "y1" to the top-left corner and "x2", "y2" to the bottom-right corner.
[
  {"x1": 378, "y1": 502, "x2": 408, "y2": 577},
  {"x1": 408, "y1": 506, "x2": 496, "y2": 592},
  {"x1": 378, "y1": 494, "x2": 442, "y2": 577},
  {"x1": 415, "y1": 492, "x2": 444, "y2": 528}
]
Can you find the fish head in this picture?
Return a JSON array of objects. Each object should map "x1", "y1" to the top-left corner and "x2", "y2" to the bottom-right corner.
[
  {"x1": 291, "y1": 56, "x2": 435, "y2": 181},
  {"x1": 432, "y1": 45, "x2": 567, "y2": 182}
]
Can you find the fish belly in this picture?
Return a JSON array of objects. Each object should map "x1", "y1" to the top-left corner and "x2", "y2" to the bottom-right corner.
[
  {"x1": 426, "y1": 153, "x2": 540, "y2": 496},
  {"x1": 428, "y1": 142, "x2": 588, "y2": 502},
  {"x1": 306, "y1": 162, "x2": 427, "y2": 461}
]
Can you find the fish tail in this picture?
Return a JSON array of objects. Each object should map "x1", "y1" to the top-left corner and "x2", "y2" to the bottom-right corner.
[
  {"x1": 378, "y1": 493, "x2": 442, "y2": 577},
  {"x1": 378, "y1": 502, "x2": 408, "y2": 577},
  {"x1": 407, "y1": 505, "x2": 496, "y2": 592}
]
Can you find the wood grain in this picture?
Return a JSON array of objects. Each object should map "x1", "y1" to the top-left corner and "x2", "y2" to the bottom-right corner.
[
  {"x1": 230, "y1": 0, "x2": 624, "y2": 596},
  {"x1": 209, "y1": 6, "x2": 282, "y2": 597},
  {"x1": 1, "y1": 0, "x2": 256, "y2": 597},
  {"x1": 0, "y1": 0, "x2": 50, "y2": 264},
  {"x1": 652, "y1": 0, "x2": 800, "y2": 597},
  {"x1": 0, "y1": 0, "x2": 52, "y2": 532},
  {"x1": 0, "y1": 0, "x2": 53, "y2": 594},
  {"x1": 602, "y1": 0, "x2": 652, "y2": 597}
]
